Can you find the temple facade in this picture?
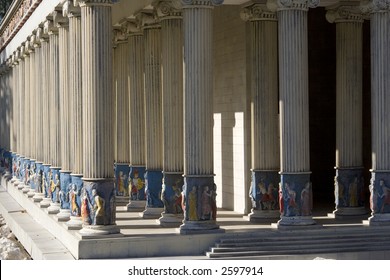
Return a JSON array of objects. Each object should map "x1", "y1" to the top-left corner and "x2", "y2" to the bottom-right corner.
[{"x1": 0, "y1": 0, "x2": 390, "y2": 258}]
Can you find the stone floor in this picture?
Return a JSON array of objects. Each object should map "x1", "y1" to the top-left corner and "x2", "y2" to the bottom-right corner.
[{"x1": 2, "y1": 172, "x2": 389, "y2": 260}]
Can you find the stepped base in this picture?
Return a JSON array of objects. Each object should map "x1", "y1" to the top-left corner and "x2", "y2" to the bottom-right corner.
[{"x1": 140, "y1": 207, "x2": 163, "y2": 219}]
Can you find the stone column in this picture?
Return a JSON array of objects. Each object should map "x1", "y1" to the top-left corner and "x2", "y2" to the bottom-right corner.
[
  {"x1": 113, "y1": 24, "x2": 131, "y2": 200},
  {"x1": 137, "y1": 10, "x2": 164, "y2": 219},
  {"x1": 31, "y1": 29, "x2": 45, "y2": 203},
  {"x1": 64, "y1": 0, "x2": 83, "y2": 230},
  {"x1": 179, "y1": 0, "x2": 223, "y2": 234},
  {"x1": 125, "y1": 20, "x2": 147, "y2": 212},
  {"x1": 154, "y1": 0, "x2": 185, "y2": 227},
  {"x1": 268, "y1": 0, "x2": 318, "y2": 227},
  {"x1": 10, "y1": 54, "x2": 18, "y2": 181},
  {"x1": 54, "y1": 9, "x2": 72, "y2": 222},
  {"x1": 45, "y1": 17, "x2": 62, "y2": 214},
  {"x1": 326, "y1": 5, "x2": 366, "y2": 218},
  {"x1": 16, "y1": 47, "x2": 25, "y2": 188},
  {"x1": 78, "y1": 0, "x2": 119, "y2": 236},
  {"x1": 363, "y1": 0, "x2": 390, "y2": 225},
  {"x1": 241, "y1": 2, "x2": 280, "y2": 222},
  {"x1": 39, "y1": 25, "x2": 52, "y2": 209}
]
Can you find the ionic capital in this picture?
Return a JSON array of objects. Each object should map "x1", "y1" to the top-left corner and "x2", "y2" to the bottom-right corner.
[
  {"x1": 113, "y1": 25, "x2": 128, "y2": 45},
  {"x1": 76, "y1": 0, "x2": 113, "y2": 7},
  {"x1": 30, "y1": 31, "x2": 41, "y2": 49},
  {"x1": 361, "y1": 0, "x2": 390, "y2": 13},
  {"x1": 24, "y1": 39, "x2": 34, "y2": 55},
  {"x1": 136, "y1": 10, "x2": 161, "y2": 30},
  {"x1": 153, "y1": 0, "x2": 182, "y2": 19},
  {"x1": 53, "y1": 9, "x2": 69, "y2": 28},
  {"x1": 44, "y1": 19, "x2": 58, "y2": 36},
  {"x1": 241, "y1": 3, "x2": 277, "y2": 21},
  {"x1": 181, "y1": 0, "x2": 223, "y2": 7},
  {"x1": 125, "y1": 19, "x2": 143, "y2": 36},
  {"x1": 37, "y1": 26, "x2": 49, "y2": 43},
  {"x1": 63, "y1": 0, "x2": 81, "y2": 18},
  {"x1": 267, "y1": 0, "x2": 319, "y2": 12}
]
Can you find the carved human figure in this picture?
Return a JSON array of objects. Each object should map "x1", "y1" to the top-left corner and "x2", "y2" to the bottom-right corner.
[
  {"x1": 349, "y1": 176, "x2": 358, "y2": 207},
  {"x1": 117, "y1": 171, "x2": 127, "y2": 196},
  {"x1": 172, "y1": 182, "x2": 183, "y2": 214},
  {"x1": 92, "y1": 189, "x2": 105, "y2": 225},
  {"x1": 201, "y1": 186, "x2": 212, "y2": 220},
  {"x1": 50, "y1": 174, "x2": 61, "y2": 203},
  {"x1": 380, "y1": 180, "x2": 390, "y2": 213},
  {"x1": 130, "y1": 170, "x2": 144, "y2": 200},
  {"x1": 70, "y1": 184, "x2": 80, "y2": 216},
  {"x1": 188, "y1": 186, "x2": 198, "y2": 221},
  {"x1": 81, "y1": 188, "x2": 91, "y2": 225},
  {"x1": 36, "y1": 170, "x2": 43, "y2": 194},
  {"x1": 301, "y1": 182, "x2": 312, "y2": 216}
]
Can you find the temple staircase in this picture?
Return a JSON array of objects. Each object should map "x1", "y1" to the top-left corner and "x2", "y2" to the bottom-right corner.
[{"x1": 206, "y1": 226, "x2": 390, "y2": 259}]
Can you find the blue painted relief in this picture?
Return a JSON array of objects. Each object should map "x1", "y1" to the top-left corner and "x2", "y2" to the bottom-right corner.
[
  {"x1": 114, "y1": 164, "x2": 130, "y2": 196},
  {"x1": 59, "y1": 172, "x2": 71, "y2": 209},
  {"x1": 145, "y1": 170, "x2": 163, "y2": 208},
  {"x1": 279, "y1": 173, "x2": 312, "y2": 217},
  {"x1": 161, "y1": 174, "x2": 183, "y2": 214},
  {"x1": 70, "y1": 175, "x2": 83, "y2": 217},
  {"x1": 249, "y1": 171, "x2": 279, "y2": 211},
  {"x1": 49, "y1": 168, "x2": 61, "y2": 203},
  {"x1": 370, "y1": 172, "x2": 390, "y2": 214},
  {"x1": 334, "y1": 168, "x2": 364, "y2": 208},
  {"x1": 183, "y1": 176, "x2": 217, "y2": 222},
  {"x1": 128, "y1": 166, "x2": 146, "y2": 201},
  {"x1": 0, "y1": 149, "x2": 11, "y2": 173},
  {"x1": 42, "y1": 165, "x2": 51, "y2": 198},
  {"x1": 82, "y1": 180, "x2": 116, "y2": 226}
]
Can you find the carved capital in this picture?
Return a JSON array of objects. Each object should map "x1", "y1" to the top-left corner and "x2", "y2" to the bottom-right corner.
[
  {"x1": 241, "y1": 3, "x2": 277, "y2": 21},
  {"x1": 63, "y1": 0, "x2": 81, "y2": 18},
  {"x1": 77, "y1": 0, "x2": 113, "y2": 7},
  {"x1": 113, "y1": 25, "x2": 128, "y2": 45},
  {"x1": 125, "y1": 19, "x2": 143, "y2": 36},
  {"x1": 181, "y1": 0, "x2": 223, "y2": 7},
  {"x1": 24, "y1": 39, "x2": 34, "y2": 55},
  {"x1": 37, "y1": 26, "x2": 49, "y2": 43},
  {"x1": 53, "y1": 9, "x2": 69, "y2": 28},
  {"x1": 267, "y1": 0, "x2": 319, "y2": 11},
  {"x1": 31, "y1": 31, "x2": 41, "y2": 49},
  {"x1": 361, "y1": 0, "x2": 390, "y2": 13},
  {"x1": 326, "y1": 5, "x2": 364, "y2": 23},
  {"x1": 44, "y1": 19, "x2": 58, "y2": 35},
  {"x1": 136, "y1": 10, "x2": 161, "y2": 30},
  {"x1": 153, "y1": 0, "x2": 182, "y2": 19}
]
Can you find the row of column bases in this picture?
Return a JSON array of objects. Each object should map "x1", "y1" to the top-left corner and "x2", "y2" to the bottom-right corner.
[{"x1": 1, "y1": 0, "x2": 390, "y2": 238}]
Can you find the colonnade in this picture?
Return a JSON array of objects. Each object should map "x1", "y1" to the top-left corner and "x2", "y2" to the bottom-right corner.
[{"x1": 1, "y1": 0, "x2": 390, "y2": 238}]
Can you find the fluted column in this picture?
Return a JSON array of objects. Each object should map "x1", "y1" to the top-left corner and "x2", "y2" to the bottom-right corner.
[
  {"x1": 326, "y1": 5, "x2": 366, "y2": 218},
  {"x1": 63, "y1": 0, "x2": 83, "y2": 229},
  {"x1": 78, "y1": 0, "x2": 119, "y2": 236},
  {"x1": 10, "y1": 54, "x2": 18, "y2": 179},
  {"x1": 16, "y1": 48, "x2": 25, "y2": 186},
  {"x1": 39, "y1": 25, "x2": 53, "y2": 209},
  {"x1": 269, "y1": 0, "x2": 318, "y2": 227},
  {"x1": 179, "y1": 0, "x2": 223, "y2": 234},
  {"x1": 153, "y1": 0, "x2": 185, "y2": 227},
  {"x1": 54, "y1": 8, "x2": 73, "y2": 221},
  {"x1": 362, "y1": 0, "x2": 390, "y2": 225},
  {"x1": 45, "y1": 18, "x2": 62, "y2": 214},
  {"x1": 113, "y1": 24, "x2": 130, "y2": 198},
  {"x1": 137, "y1": 10, "x2": 164, "y2": 219},
  {"x1": 126, "y1": 20, "x2": 147, "y2": 212},
  {"x1": 241, "y1": 2, "x2": 280, "y2": 222}
]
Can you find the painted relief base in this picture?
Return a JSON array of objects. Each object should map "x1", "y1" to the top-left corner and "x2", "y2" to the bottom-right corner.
[
  {"x1": 179, "y1": 176, "x2": 223, "y2": 234},
  {"x1": 114, "y1": 163, "x2": 130, "y2": 196},
  {"x1": 367, "y1": 171, "x2": 390, "y2": 225},
  {"x1": 141, "y1": 170, "x2": 164, "y2": 219},
  {"x1": 64, "y1": 174, "x2": 84, "y2": 229},
  {"x1": 277, "y1": 173, "x2": 316, "y2": 227},
  {"x1": 333, "y1": 167, "x2": 367, "y2": 217},
  {"x1": 159, "y1": 173, "x2": 184, "y2": 227},
  {"x1": 78, "y1": 179, "x2": 120, "y2": 237},
  {"x1": 127, "y1": 166, "x2": 146, "y2": 212},
  {"x1": 248, "y1": 170, "x2": 280, "y2": 222}
]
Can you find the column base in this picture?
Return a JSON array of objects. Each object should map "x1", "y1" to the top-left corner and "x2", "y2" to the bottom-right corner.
[
  {"x1": 246, "y1": 209, "x2": 280, "y2": 222},
  {"x1": 39, "y1": 197, "x2": 52, "y2": 208},
  {"x1": 32, "y1": 193, "x2": 45, "y2": 203},
  {"x1": 179, "y1": 220, "x2": 225, "y2": 235},
  {"x1": 126, "y1": 200, "x2": 146, "y2": 212},
  {"x1": 27, "y1": 189, "x2": 36, "y2": 198},
  {"x1": 65, "y1": 216, "x2": 83, "y2": 230},
  {"x1": 334, "y1": 167, "x2": 365, "y2": 209},
  {"x1": 78, "y1": 224, "x2": 121, "y2": 238},
  {"x1": 55, "y1": 209, "x2": 71, "y2": 222},
  {"x1": 140, "y1": 207, "x2": 164, "y2": 219},
  {"x1": 275, "y1": 215, "x2": 317, "y2": 228},
  {"x1": 363, "y1": 213, "x2": 390, "y2": 226},
  {"x1": 47, "y1": 202, "x2": 61, "y2": 214},
  {"x1": 17, "y1": 183, "x2": 25, "y2": 190},
  {"x1": 10, "y1": 176, "x2": 18, "y2": 184},
  {"x1": 158, "y1": 213, "x2": 183, "y2": 227},
  {"x1": 331, "y1": 207, "x2": 368, "y2": 219},
  {"x1": 22, "y1": 185, "x2": 30, "y2": 194}
]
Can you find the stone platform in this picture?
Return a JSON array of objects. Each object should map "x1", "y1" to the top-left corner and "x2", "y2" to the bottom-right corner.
[{"x1": 2, "y1": 173, "x2": 390, "y2": 260}]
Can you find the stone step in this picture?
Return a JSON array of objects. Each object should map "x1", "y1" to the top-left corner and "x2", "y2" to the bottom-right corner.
[{"x1": 207, "y1": 243, "x2": 390, "y2": 258}]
